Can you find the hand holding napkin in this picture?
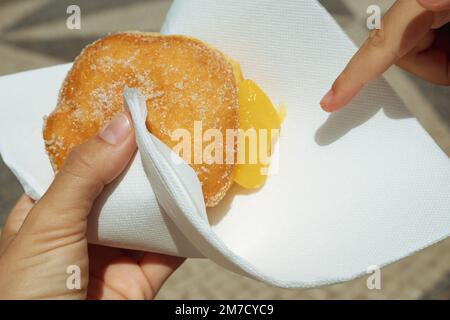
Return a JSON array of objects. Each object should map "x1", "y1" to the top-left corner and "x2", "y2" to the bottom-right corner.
[{"x1": 0, "y1": 0, "x2": 448, "y2": 288}]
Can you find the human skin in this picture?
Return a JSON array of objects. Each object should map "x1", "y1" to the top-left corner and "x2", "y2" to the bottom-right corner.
[
  {"x1": 321, "y1": 0, "x2": 450, "y2": 112},
  {"x1": 0, "y1": 113, "x2": 184, "y2": 299}
]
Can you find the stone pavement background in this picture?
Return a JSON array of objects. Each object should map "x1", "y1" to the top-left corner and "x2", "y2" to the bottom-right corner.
[{"x1": 0, "y1": 0, "x2": 448, "y2": 299}]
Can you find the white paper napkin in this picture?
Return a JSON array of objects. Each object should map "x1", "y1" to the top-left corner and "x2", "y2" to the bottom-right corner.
[{"x1": 0, "y1": 0, "x2": 449, "y2": 288}]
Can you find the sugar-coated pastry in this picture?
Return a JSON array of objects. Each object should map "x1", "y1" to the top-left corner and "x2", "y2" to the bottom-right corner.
[{"x1": 43, "y1": 32, "x2": 238, "y2": 207}]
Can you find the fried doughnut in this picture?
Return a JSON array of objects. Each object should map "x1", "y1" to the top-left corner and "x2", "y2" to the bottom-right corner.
[{"x1": 43, "y1": 32, "x2": 238, "y2": 207}]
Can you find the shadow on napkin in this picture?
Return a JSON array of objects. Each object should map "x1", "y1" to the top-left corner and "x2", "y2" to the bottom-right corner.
[
  {"x1": 207, "y1": 184, "x2": 263, "y2": 226},
  {"x1": 315, "y1": 79, "x2": 412, "y2": 146}
]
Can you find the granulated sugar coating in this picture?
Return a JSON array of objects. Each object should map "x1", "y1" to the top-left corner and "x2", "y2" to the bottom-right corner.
[{"x1": 43, "y1": 32, "x2": 238, "y2": 207}]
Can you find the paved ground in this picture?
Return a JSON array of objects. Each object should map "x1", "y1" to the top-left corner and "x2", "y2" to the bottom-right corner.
[{"x1": 0, "y1": 0, "x2": 448, "y2": 299}]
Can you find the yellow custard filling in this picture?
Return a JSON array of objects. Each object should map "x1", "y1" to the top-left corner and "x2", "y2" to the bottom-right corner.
[{"x1": 230, "y1": 61, "x2": 284, "y2": 189}]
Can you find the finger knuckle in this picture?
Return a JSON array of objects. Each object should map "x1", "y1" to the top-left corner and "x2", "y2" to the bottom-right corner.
[
  {"x1": 64, "y1": 146, "x2": 96, "y2": 176},
  {"x1": 367, "y1": 28, "x2": 402, "y2": 61},
  {"x1": 60, "y1": 145, "x2": 105, "y2": 191},
  {"x1": 368, "y1": 28, "x2": 387, "y2": 49}
]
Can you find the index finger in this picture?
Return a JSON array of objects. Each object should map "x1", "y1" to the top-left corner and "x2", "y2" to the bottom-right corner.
[{"x1": 320, "y1": 0, "x2": 434, "y2": 112}]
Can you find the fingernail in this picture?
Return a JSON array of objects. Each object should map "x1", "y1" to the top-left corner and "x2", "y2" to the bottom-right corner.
[
  {"x1": 320, "y1": 89, "x2": 334, "y2": 112},
  {"x1": 99, "y1": 113, "x2": 131, "y2": 145}
]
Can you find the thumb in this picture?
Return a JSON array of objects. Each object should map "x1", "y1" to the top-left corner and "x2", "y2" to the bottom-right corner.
[{"x1": 23, "y1": 112, "x2": 136, "y2": 234}]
